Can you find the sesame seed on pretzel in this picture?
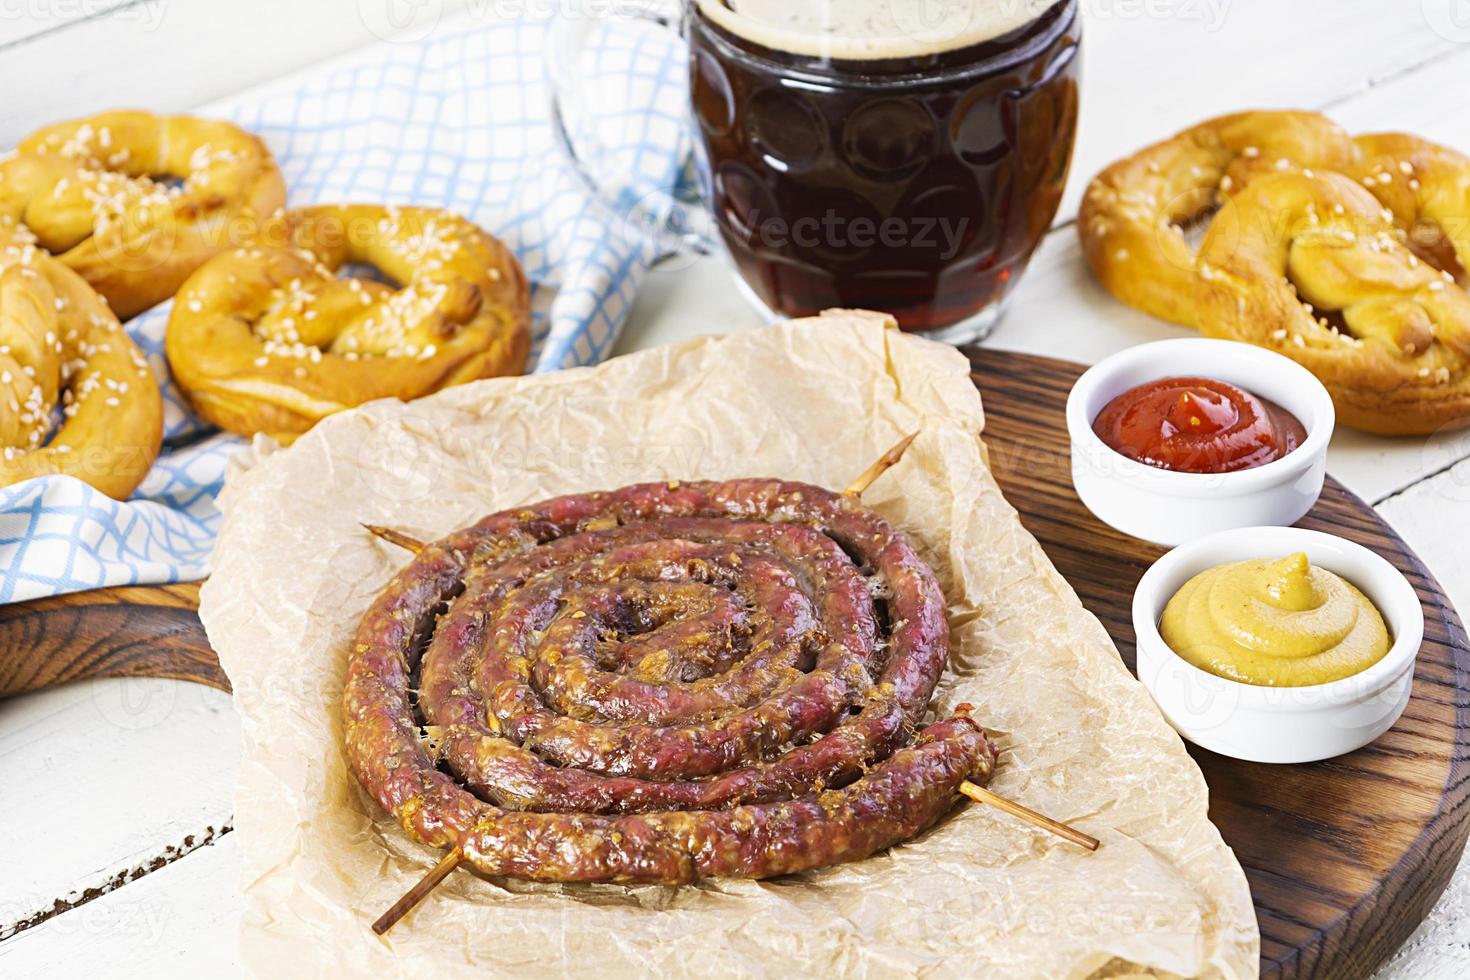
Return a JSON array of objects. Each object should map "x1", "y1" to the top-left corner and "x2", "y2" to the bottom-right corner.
[
  {"x1": 1079, "y1": 110, "x2": 1356, "y2": 328},
  {"x1": 0, "y1": 110, "x2": 286, "y2": 320},
  {"x1": 0, "y1": 221, "x2": 164, "y2": 498},
  {"x1": 1197, "y1": 171, "x2": 1470, "y2": 435},
  {"x1": 1080, "y1": 109, "x2": 1470, "y2": 434},
  {"x1": 1348, "y1": 133, "x2": 1470, "y2": 285},
  {"x1": 164, "y1": 204, "x2": 531, "y2": 443}
]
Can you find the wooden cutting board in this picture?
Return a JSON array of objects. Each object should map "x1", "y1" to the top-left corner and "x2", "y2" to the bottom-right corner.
[{"x1": 1, "y1": 348, "x2": 1465, "y2": 979}]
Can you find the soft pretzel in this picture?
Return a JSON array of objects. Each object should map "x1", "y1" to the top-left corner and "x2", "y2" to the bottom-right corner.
[
  {"x1": 1079, "y1": 110, "x2": 1357, "y2": 327},
  {"x1": 1348, "y1": 133, "x2": 1470, "y2": 282},
  {"x1": 1080, "y1": 109, "x2": 1470, "y2": 434},
  {"x1": 1196, "y1": 171, "x2": 1470, "y2": 435},
  {"x1": 164, "y1": 204, "x2": 531, "y2": 443},
  {"x1": 0, "y1": 222, "x2": 164, "y2": 498},
  {"x1": 0, "y1": 110, "x2": 286, "y2": 319}
]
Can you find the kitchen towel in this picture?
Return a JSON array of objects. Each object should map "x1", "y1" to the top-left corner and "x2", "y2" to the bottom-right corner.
[{"x1": 0, "y1": 8, "x2": 688, "y2": 602}]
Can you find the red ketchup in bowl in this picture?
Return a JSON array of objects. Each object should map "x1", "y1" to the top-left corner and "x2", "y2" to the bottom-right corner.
[{"x1": 1091, "y1": 376, "x2": 1307, "y2": 474}]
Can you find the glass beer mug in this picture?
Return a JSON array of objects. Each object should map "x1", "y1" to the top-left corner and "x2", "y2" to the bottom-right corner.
[{"x1": 552, "y1": 0, "x2": 1081, "y2": 344}]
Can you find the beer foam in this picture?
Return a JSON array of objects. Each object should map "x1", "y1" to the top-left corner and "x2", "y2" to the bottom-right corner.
[{"x1": 695, "y1": 0, "x2": 1060, "y2": 60}]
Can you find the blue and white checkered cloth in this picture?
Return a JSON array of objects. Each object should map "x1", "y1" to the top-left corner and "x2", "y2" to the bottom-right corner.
[{"x1": 0, "y1": 11, "x2": 691, "y2": 603}]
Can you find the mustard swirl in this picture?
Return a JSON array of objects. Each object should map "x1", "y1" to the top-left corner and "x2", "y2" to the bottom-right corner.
[{"x1": 1160, "y1": 553, "x2": 1391, "y2": 687}]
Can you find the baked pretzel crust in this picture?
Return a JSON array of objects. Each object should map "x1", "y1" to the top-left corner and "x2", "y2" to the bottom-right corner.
[
  {"x1": 0, "y1": 110, "x2": 286, "y2": 319},
  {"x1": 1079, "y1": 110, "x2": 1356, "y2": 328},
  {"x1": 0, "y1": 222, "x2": 164, "y2": 498},
  {"x1": 1198, "y1": 172, "x2": 1470, "y2": 435},
  {"x1": 1080, "y1": 109, "x2": 1470, "y2": 434},
  {"x1": 164, "y1": 204, "x2": 531, "y2": 443}
]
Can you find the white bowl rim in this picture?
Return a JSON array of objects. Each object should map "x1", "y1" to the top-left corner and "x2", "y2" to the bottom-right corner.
[
  {"x1": 1066, "y1": 338, "x2": 1336, "y2": 494},
  {"x1": 1132, "y1": 526, "x2": 1424, "y2": 707}
]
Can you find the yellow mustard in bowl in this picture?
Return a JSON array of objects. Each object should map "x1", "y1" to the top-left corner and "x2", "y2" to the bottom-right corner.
[{"x1": 1160, "y1": 552, "x2": 1391, "y2": 687}]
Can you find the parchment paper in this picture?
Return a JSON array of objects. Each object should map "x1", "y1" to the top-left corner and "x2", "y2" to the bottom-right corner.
[{"x1": 201, "y1": 310, "x2": 1259, "y2": 978}]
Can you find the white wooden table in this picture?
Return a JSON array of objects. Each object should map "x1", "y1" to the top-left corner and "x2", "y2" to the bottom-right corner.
[{"x1": 2, "y1": 1, "x2": 1469, "y2": 975}]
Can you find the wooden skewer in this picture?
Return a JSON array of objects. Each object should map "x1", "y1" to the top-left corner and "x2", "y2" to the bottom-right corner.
[
  {"x1": 372, "y1": 438, "x2": 1097, "y2": 934},
  {"x1": 371, "y1": 784, "x2": 1096, "y2": 937},
  {"x1": 370, "y1": 779, "x2": 1096, "y2": 937},
  {"x1": 373, "y1": 847, "x2": 464, "y2": 936},
  {"x1": 844, "y1": 432, "x2": 918, "y2": 497},
  {"x1": 361, "y1": 519, "x2": 450, "y2": 932},
  {"x1": 845, "y1": 437, "x2": 1100, "y2": 854},
  {"x1": 363, "y1": 523, "x2": 426, "y2": 554},
  {"x1": 959, "y1": 782, "x2": 1100, "y2": 851}
]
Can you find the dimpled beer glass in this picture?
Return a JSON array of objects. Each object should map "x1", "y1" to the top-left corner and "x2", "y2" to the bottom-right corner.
[{"x1": 554, "y1": 0, "x2": 1081, "y2": 344}]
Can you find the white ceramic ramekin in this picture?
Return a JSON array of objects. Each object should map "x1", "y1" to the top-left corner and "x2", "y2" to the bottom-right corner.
[
  {"x1": 1066, "y1": 338, "x2": 1336, "y2": 546},
  {"x1": 1132, "y1": 526, "x2": 1424, "y2": 764}
]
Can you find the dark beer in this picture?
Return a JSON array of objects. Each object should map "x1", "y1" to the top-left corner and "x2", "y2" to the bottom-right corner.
[{"x1": 688, "y1": 0, "x2": 1080, "y2": 340}]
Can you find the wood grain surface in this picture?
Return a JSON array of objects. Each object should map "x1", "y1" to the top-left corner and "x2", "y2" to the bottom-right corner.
[
  {"x1": 0, "y1": 583, "x2": 226, "y2": 697},
  {"x1": 0, "y1": 347, "x2": 1464, "y2": 979}
]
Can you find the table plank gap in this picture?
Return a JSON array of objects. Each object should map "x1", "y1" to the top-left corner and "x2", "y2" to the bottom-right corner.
[
  {"x1": 0, "y1": 0, "x2": 138, "y2": 52},
  {"x1": 2, "y1": 825, "x2": 234, "y2": 942},
  {"x1": 0, "y1": 678, "x2": 239, "y2": 939},
  {"x1": 0, "y1": 834, "x2": 243, "y2": 975}
]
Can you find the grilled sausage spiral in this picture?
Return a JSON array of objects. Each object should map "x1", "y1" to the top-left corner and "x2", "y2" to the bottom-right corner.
[{"x1": 343, "y1": 479, "x2": 996, "y2": 883}]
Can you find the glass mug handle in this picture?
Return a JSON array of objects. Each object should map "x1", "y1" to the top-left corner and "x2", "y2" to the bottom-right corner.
[{"x1": 547, "y1": 1, "x2": 715, "y2": 260}]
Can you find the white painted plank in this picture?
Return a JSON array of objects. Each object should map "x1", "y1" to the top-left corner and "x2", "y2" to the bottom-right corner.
[
  {"x1": 1373, "y1": 457, "x2": 1470, "y2": 979},
  {"x1": 0, "y1": 833, "x2": 242, "y2": 977},
  {"x1": 0, "y1": 0, "x2": 474, "y2": 146},
  {"x1": 1326, "y1": 29, "x2": 1470, "y2": 160},
  {"x1": 1376, "y1": 459, "x2": 1470, "y2": 649},
  {"x1": 0, "y1": 0, "x2": 135, "y2": 49},
  {"x1": 615, "y1": 253, "x2": 760, "y2": 355},
  {"x1": 0, "y1": 678, "x2": 238, "y2": 938},
  {"x1": 1060, "y1": 0, "x2": 1460, "y2": 221}
]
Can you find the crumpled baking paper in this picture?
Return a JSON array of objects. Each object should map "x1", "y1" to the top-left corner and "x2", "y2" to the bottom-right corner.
[{"x1": 201, "y1": 310, "x2": 1259, "y2": 978}]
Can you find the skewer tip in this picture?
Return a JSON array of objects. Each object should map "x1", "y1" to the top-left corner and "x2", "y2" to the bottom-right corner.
[
  {"x1": 372, "y1": 846, "x2": 465, "y2": 935},
  {"x1": 844, "y1": 431, "x2": 920, "y2": 497},
  {"x1": 960, "y1": 781, "x2": 1100, "y2": 852},
  {"x1": 363, "y1": 523, "x2": 427, "y2": 554}
]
